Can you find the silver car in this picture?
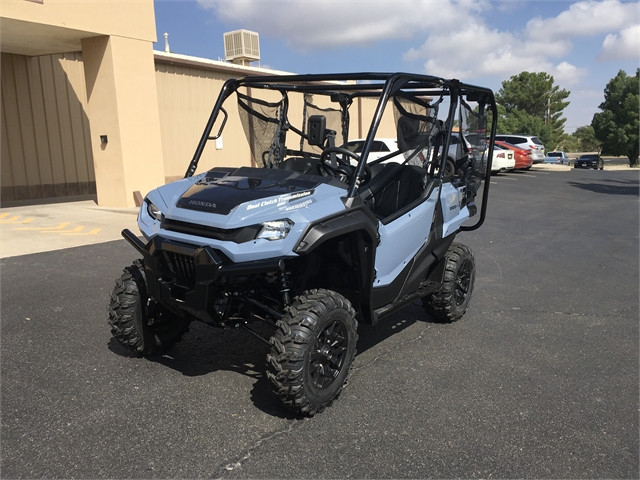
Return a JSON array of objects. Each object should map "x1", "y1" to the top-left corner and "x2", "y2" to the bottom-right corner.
[{"x1": 494, "y1": 134, "x2": 545, "y2": 163}]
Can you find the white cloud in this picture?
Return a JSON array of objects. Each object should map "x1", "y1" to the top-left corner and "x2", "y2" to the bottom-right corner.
[
  {"x1": 598, "y1": 24, "x2": 640, "y2": 60},
  {"x1": 197, "y1": 0, "x2": 491, "y2": 49},
  {"x1": 526, "y1": 0, "x2": 639, "y2": 38},
  {"x1": 550, "y1": 62, "x2": 588, "y2": 85},
  {"x1": 198, "y1": 0, "x2": 636, "y2": 83}
]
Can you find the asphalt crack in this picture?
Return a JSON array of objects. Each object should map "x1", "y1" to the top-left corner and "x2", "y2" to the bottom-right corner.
[{"x1": 212, "y1": 420, "x2": 300, "y2": 478}]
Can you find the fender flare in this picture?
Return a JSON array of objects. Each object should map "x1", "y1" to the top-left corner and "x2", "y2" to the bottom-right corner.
[{"x1": 293, "y1": 204, "x2": 379, "y2": 324}]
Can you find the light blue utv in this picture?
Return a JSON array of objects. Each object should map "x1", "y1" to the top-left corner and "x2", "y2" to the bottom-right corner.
[{"x1": 109, "y1": 72, "x2": 498, "y2": 416}]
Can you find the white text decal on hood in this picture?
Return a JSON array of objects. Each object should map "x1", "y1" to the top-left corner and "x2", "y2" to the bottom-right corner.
[{"x1": 245, "y1": 190, "x2": 314, "y2": 211}]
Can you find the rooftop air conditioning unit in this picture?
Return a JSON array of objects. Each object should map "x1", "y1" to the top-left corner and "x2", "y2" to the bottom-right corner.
[{"x1": 224, "y1": 29, "x2": 260, "y2": 66}]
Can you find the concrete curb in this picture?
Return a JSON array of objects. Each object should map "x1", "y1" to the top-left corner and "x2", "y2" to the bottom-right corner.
[{"x1": 532, "y1": 164, "x2": 637, "y2": 172}]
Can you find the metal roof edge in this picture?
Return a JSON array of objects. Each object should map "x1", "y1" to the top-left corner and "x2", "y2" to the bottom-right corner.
[{"x1": 153, "y1": 50, "x2": 294, "y2": 76}]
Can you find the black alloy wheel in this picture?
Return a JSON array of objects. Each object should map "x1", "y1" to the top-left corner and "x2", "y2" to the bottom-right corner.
[
  {"x1": 267, "y1": 289, "x2": 358, "y2": 416},
  {"x1": 309, "y1": 320, "x2": 349, "y2": 390}
]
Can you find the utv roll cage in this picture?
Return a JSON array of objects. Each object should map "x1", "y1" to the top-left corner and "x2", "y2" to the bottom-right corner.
[{"x1": 184, "y1": 72, "x2": 497, "y2": 231}]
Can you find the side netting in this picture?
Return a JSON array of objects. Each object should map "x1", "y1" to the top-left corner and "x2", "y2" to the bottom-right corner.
[
  {"x1": 300, "y1": 94, "x2": 346, "y2": 154},
  {"x1": 237, "y1": 91, "x2": 288, "y2": 168},
  {"x1": 393, "y1": 95, "x2": 442, "y2": 167}
]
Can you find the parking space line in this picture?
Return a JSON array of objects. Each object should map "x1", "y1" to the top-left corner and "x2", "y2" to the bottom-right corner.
[
  {"x1": 0, "y1": 216, "x2": 35, "y2": 224},
  {"x1": 43, "y1": 226, "x2": 84, "y2": 234},
  {"x1": 62, "y1": 228, "x2": 102, "y2": 236},
  {"x1": 15, "y1": 222, "x2": 70, "y2": 231}
]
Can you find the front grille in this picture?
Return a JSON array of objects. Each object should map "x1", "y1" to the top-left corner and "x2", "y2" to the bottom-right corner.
[
  {"x1": 162, "y1": 218, "x2": 260, "y2": 244},
  {"x1": 162, "y1": 251, "x2": 196, "y2": 284}
]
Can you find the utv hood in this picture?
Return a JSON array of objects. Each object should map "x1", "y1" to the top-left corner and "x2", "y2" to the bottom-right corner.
[{"x1": 176, "y1": 166, "x2": 342, "y2": 215}]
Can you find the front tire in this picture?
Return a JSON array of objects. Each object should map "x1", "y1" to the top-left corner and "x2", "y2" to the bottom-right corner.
[
  {"x1": 267, "y1": 289, "x2": 358, "y2": 416},
  {"x1": 108, "y1": 260, "x2": 191, "y2": 355},
  {"x1": 423, "y1": 243, "x2": 475, "y2": 323}
]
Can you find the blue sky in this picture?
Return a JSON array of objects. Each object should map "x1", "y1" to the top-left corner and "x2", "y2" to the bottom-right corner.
[{"x1": 153, "y1": 0, "x2": 639, "y2": 133}]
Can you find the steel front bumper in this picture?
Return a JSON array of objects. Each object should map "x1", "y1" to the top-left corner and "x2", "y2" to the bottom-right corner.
[{"x1": 121, "y1": 229, "x2": 285, "y2": 321}]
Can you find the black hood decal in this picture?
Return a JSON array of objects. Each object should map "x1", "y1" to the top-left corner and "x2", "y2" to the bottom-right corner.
[{"x1": 177, "y1": 167, "x2": 338, "y2": 215}]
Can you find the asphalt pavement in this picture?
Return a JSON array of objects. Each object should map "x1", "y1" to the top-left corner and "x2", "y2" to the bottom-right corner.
[{"x1": 1, "y1": 165, "x2": 638, "y2": 478}]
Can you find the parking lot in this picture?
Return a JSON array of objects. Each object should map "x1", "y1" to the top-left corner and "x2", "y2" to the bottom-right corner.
[{"x1": 1, "y1": 166, "x2": 638, "y2": 478}]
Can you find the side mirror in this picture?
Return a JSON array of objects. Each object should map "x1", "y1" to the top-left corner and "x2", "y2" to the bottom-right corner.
[{"x1": 307, "y1": 115, "x2": 326, "y2": 146}]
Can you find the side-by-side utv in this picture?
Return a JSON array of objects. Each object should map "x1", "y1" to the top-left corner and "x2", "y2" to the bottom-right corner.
[{"x1": 109, "y1": 72, "x2": 497, "y2": 415}]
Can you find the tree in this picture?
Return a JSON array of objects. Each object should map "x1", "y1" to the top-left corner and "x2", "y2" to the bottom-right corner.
[
  {"x1": 556, "y1": 126, "x2": 600, "y2": 153},
  {"x1": 496, "y1": 105, "x2": 555, "y2": 148},
  {"x1": 592, "y1": 69, "x2": 640, "y2": 167},
  {"x1": 496, "y1": 71, "x2": 570, "y2": 149},
  {"x1": 572, "y1": 126, "x2": 601, "y2": 152}
]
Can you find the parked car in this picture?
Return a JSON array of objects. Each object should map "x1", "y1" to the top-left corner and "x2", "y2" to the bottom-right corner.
[
  {"x1": 494, "y1": 134, "x2": 545, "y2": 163},
  {"x1": 494, "y1": 140, "x2": 533, "y2": 170},
  {"x1": 545, "y1": 151, "x2": 570, "y2": 165},
  {"x1": 491, "y1": 149, "x2": 515, "y2": 173},
  {"x1": 346, "y1": 138, "x2": 399, "y2": 163},
  {"x1": 574, "y1": 154, "x2": 604, "y2": 170},
  {"x1": 347, "y1": 133, "x2": 480, "y2": 178}
]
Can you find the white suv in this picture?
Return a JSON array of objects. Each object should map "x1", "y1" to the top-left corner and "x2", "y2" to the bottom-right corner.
[{"x1": 494, "y1": 134, "x2": 545, "y2": 163}]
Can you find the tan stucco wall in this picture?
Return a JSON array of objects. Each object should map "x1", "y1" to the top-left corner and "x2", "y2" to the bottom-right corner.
[
  {"x1": 82, "y1": 35, "x2": 165, "y2": 207},
  {"x1": 0, "y1": 0, "x2": 156, "y2": 56}
]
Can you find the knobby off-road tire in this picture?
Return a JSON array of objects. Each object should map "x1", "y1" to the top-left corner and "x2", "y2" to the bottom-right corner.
[
  {"x1": 267, "y1": 289, "x2": 358, "y2": 416},
  {"x1": 423, "y1": 243, "x2": 475, "y2": 323},
  {"x1": 108, "y1": 259, "x2": 191, "y2": 355}
]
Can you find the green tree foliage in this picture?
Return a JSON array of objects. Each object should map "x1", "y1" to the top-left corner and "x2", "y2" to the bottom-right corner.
[
  {"x1": 556, "y1": 126, "x2": 601, "y2": 153},
  {"x1": 496, "y1": 71, "x2": 570, "y2": 149},
  {"x1": 592, "y1": 69, "x2": 639, "y2": 167},
  {"x1": 572, "y1": 126, "x2": 601, "y2": 152}
]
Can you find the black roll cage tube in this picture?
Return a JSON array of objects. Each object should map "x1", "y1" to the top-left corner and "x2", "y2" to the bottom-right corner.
[{"x1": 183, "y1": 72, "x2": 497, "y2": 231}]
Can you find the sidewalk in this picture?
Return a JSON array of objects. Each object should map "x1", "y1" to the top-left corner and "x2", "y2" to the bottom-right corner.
[
  {"x1": 0, "y1": 200, "x2": 139, "y2": 258},
  {"x1": 532, "y1": 163, "x2": 636, "y2": 172}
]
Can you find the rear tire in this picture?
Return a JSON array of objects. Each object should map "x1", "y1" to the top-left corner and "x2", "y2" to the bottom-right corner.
[
  {"x1": 423, "y1": 243, "x2": 475, "y2": 323},
  {"x1": 108, "y1": 260, "x2": 191, "y2": 355},
  {"x1": 267, "y1": 289, "x2": 358, "y2": 416}
]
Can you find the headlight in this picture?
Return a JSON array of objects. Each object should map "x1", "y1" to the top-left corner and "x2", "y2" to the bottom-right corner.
[
  {"x1": 256, "y1": 220, "x2": 294, "y2": 241},
  {"x1": 146, "y1": 200, "x2": 163, "y2": 221}
]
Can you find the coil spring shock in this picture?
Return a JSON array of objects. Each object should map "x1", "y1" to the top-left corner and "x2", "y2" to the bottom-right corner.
[{"x1": 280, "y1": 271, "x2": 291, "y2": 305}]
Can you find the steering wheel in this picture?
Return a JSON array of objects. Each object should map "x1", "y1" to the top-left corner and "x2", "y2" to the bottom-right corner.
[{"x1": 319, "y1": 147, "x2": 372, "y2": 184}]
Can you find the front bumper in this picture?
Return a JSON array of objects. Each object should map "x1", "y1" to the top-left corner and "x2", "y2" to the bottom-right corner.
[{"x1": 122, "y1": 229, "x2": 285, "y2": 321}]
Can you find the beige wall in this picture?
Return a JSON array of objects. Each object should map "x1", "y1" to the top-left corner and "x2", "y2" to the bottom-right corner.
[
  {"x1": 82, "y1": 35, "x2": 165, "y2": 207},
  {"x1": 1, "y1": 0, "x2": 156, "y2": 56},
  {"x1": 155, "y1": 61, "x2": 249, "y2": 182},
  {"x1": 1, "y1": 52, "x2": 94, "y2": 201},
  {"x1": 1, "y1": 0, "x2": 165, "y2": 207}
]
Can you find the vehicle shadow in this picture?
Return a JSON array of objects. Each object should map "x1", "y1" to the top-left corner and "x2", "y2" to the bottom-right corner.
[
  {"x1": 568, "y1": 178, "x2": 639, "y2": 196},
  {"x1": 107, "y1": 301, "x2": 435, "y2": 419}
]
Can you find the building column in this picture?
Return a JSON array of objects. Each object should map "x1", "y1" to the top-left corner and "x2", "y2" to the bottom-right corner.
[{"x1": 81, "y1": 35, "x2": 165, "y2": 207}]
